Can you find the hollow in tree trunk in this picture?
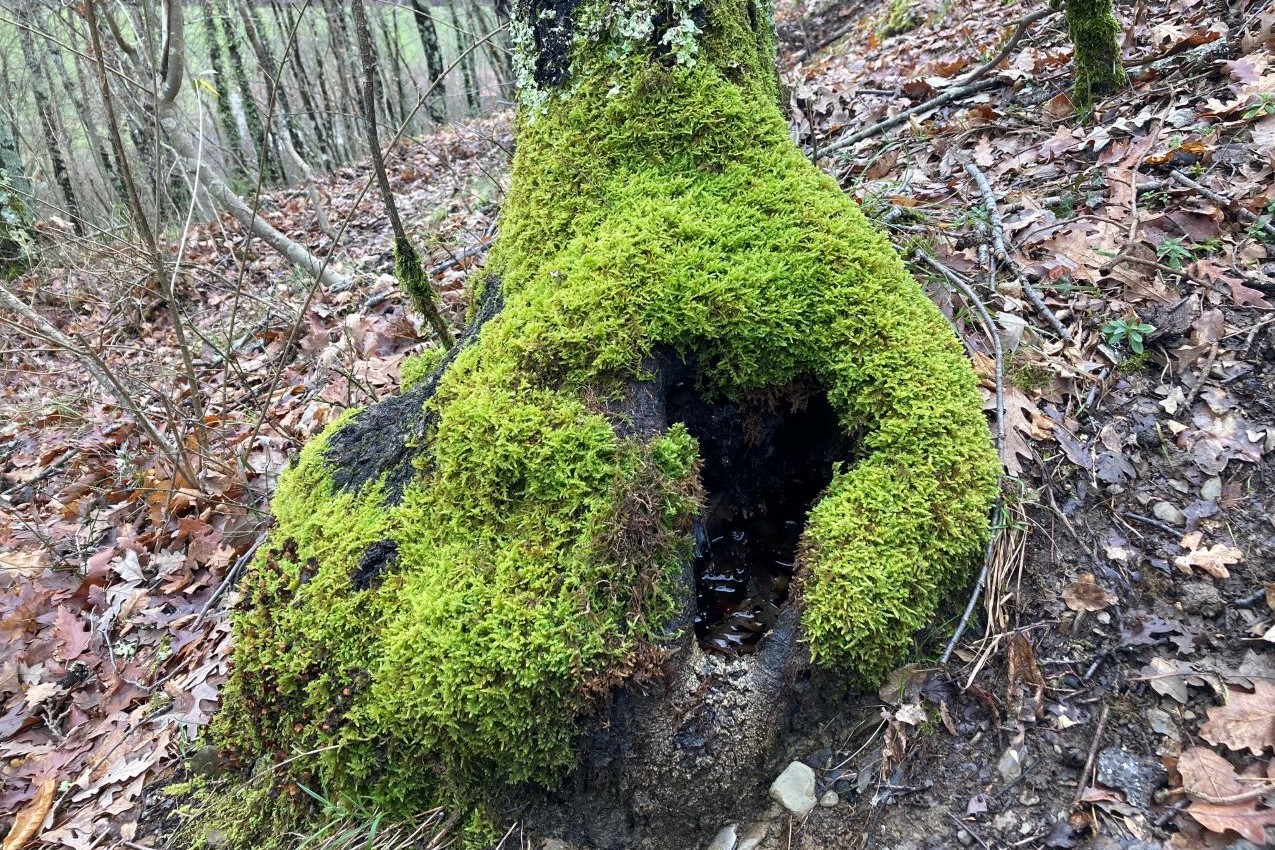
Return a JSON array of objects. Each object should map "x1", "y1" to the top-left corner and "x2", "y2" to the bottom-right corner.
[
  {"x1": 209, "y1": 0, "x2": 1000, "y2": 845},
  {"x1": 1065, "y1": 0, "x2": 1126, "y2": 111}
]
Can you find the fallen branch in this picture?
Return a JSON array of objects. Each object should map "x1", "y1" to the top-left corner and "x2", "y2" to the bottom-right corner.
[
  {"x1": 952, "y1": 7, "x2": 1053, "y2": 87},
  {"x1": 819, "y1": 6, "x2": 1051, "y2": 159},
  {"x1": 818, "y1": 77, "x2": 1003, "y2": 158},
  {"x1": 957, "y1": 151, "x2": 1071, "y2": 340}
]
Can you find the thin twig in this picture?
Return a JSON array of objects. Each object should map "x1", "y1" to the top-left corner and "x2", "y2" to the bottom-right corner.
[
  {"x1": 947, "y1": 812, "x2": 991, "y2": 850},
  {"x1": 1167, "y1": 169, "x2": 1275, "y2": 241},
  {"x1": 957, "y1": 151, "x2": 1070, "y2": 339},
  {"x1": 1182, "y1": 341, "x2": 1219, "y2": 409},
  {"x1": 915, "y1": 252, "x2": 1008, "y2": 664},
  {"x1": 1071, "y1": 704, "x2": 1111, "y2": 809},
  {"x1": 194, "y1": 534, "x2": 267, "y2": 627}
]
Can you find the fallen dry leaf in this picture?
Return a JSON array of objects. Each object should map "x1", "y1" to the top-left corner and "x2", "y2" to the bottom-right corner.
[
  {"x1": 1178, "y1": 747, "x2": 1253, "y2": 800},
  {"x1": 1187, "y1": 799, "x2": 1275, "y2": 845},
  {"x1": 1200, "y1": 682, "x2": 1275, "y2": 756},
  {"x1": 3, "y1": 776, "x2": 55, "y2": 850},
  {"x1": 1063, "y1": 573, "x2": 1118, "y2": 612},
  {"x1": 1174, "y1": 533, "x2": 1244, "y2": 579}
]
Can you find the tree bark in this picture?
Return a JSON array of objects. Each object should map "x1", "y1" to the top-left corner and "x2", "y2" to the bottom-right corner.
[
  {"x1": 1065, "y1": 0, "x2": 1127, "y2": 111},
  {"x1": 410, "y1": 0, "x2": 450, "y2": 123},
  {"x1": 15, "y1": 3, "x2": 85, "y2": 234},
  {"x1": 0, "y1": 112, "x2": 36, "y2": 277}
]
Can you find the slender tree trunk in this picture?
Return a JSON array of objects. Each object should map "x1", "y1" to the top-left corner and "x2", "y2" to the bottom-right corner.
[
  {"x1": 321, "y1": 0, "x2": 364, "y2": 158},
  {"x1": 1065, "y1": 0, "x2": 1126, "y2": 111},
  {"x1": 15, "y1": 5, "x2": 85, "y2": 234},
  {"x1": 271, "y1": 1, "x2": 334, "y2": 166},
  {"x1": 155, "y1": 0, "x2": 348, "y2": 291},
  {"x1": 216, "y1": 0, "x2": 282, "y2": 184},
  {"x1": 448, "y1": 0, "x2": 481, "y2": 115},
  {"x1": 0, "y1": 114, "x2": 35, "y2": 277},
  {"x1": 385, "y1": 7, "x2": 415, "y2": 131},
  {"x1": 410, "y1": 0, "x2": 449, "y2": 123},
  {"x1": 350, "y1": 0, "x2": 453, "y2": 344},
  {"x1": 65, "y1": 16, "x2": 128, "y2": 214},
  {"x1": 235, "y1": 0, "x2": 302, "y2": 175},
  {"x1": 201, "y1": 0, "x2": 248, "y2": 179},
  {"x1": 471, "y1": 1, "x2": 513, "y2": 102}
]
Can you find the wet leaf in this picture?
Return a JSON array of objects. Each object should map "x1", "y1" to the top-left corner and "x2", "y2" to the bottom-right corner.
[{"x1": 1187, "y1": 800, "x2": 1275, "y2": 845}]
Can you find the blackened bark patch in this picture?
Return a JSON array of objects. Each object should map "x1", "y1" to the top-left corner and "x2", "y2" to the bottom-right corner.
[
  {"x1": 352, "y1": 539, "x2": 399, "y2": 591},
  {"x1": 649, "y1": 1, "x2": 707, "y2": 64},
  {"x1": 324, "y1": 278, "x2": 504, "y2": 502},
  {"x1": 666, "y1": 379, "x2": 852, "y2": 655},
  {"x1": 527, "y1": 0, "x2": 582, "y2": 87}
]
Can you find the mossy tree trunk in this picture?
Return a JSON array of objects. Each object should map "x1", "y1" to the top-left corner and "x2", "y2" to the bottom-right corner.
[
  {"x1": 0, "y1": 114, "x2": 35, "y2": 278},
  {"x1": 213, "y1": 0, "x2": 999, "y2": 845},
  {"x1": 410, "y1": 0, "x2": 450, "y2": 124},
  {"x1": 1064, "y1": 0, "x2": 1126, "y2": 111}
]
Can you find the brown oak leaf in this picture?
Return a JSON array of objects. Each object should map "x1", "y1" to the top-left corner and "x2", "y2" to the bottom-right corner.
[
  {"x1": 1187, "y1": 800, "x2": 1275, "y2": 845},
  {"x1": 1178, "y1": 747, "x2": 1251, "y2": 800},
  {"x1": 1063, "y1": 573, "x2": 1118, "y2": 612},
  {"x1": 1200, "y1": 682, "x2": 1275, "y2": 755}
]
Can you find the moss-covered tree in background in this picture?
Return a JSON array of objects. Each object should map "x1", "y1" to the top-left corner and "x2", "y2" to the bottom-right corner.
[
  {"x1": 1063, "y1": 0, "x2": 1126, "y2": 111},
  {"x1": 209, "y1": 0, "x2": 1000, "y2": 842},
  {"x1": 0, "y1": 115, "x2": 35, "y2": 278}
]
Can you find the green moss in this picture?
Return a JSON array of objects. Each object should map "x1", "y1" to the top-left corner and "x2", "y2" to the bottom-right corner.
[
  {"x1": 399, "y1": 345, "x2": 446, "y2": 391},
  {"x1": 0, "y1": 173, "x2": 34, "y2": 280},
  {"x1": 877, "y1": 0, "x2": 919, "y2": 38},
  {"x1": 216, "y1": 0, "x2": 999, "y2": 836},
  {"x1": 1064, "y1": 0, "x2": 1127, "y2": 111},
  {"x1": 394, "y1": 236, "x2": 454, "y2": 345}
]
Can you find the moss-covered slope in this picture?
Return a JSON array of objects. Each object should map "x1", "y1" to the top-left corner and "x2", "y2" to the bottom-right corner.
[{"x1": 215, "y1": 0, "x2": 1000, "y2": 824}]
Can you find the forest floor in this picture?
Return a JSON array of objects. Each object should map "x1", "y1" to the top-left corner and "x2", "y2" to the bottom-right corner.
[{"x1": 2, "y1": 0, "x2": 1274, "y2": 849}]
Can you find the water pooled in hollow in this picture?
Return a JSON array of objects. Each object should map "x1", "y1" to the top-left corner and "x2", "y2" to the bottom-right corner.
[{"x1": 666, "y1": 380, "x2": 851, "y2": 656}]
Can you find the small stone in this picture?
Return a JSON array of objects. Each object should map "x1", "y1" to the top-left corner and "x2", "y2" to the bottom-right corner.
[
  {"x1": 705, "y1": 824, "x2": 737, "y2": 850},
  {"x1": 1201, "y1": 476, "x2": 1222, "y2": 501},
  {"x1": 1146, "y1": 708, "x2": 1177, "y2": 738},
  {"x1": 1152, "y1": 501, "x2": 1186, "y2": 527},
  {"x1": 819, "y1": 790, "x2": 839, "y2": 807},
  {"x1": 735, "y1": 823, "x2": 768, "y2": 850},
  {"x1": 956, "y1": 829, "x2": 973, "y2": 847},
  {"x1": 189, "y1": 745, "x2": 222, "y2": 778},
  {"x1": 997, "y1": 745, "x2": 1023, "y2": 782},
  {"x1": 1096, "y1": 611, "x2": 1111, "y2": 625},
  {"x1": 992, "y1": 810, "x2": 1019, "y2": 833},
  {"x1": 1018, "y1": 790, "x2": 1040, "y2": 806},
  {"x1": 541, "y1": 841, "x2": 571, "y2": 850},
  {"x1": 1179, "y1": 581, "x2": 1223, "y2": 617},
  {"x1": 769, "y1": 761, "x2": 818, "y2": 815},
  {"x1": 204, "y1": 831, "x2": 229, "y2": 849}
]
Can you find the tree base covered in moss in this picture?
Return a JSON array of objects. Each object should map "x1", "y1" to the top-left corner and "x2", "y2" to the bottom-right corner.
[
  {"x1": 210, "y1": 0, "x2": 1000, "y2": 839},
  {"x1": 1064, "y1": 0, "x2": 1127, "y2": 111}
]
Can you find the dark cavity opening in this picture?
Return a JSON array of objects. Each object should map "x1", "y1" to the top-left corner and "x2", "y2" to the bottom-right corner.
[{"x1": 666, "y1": 378, "x2": 852, "y2": 656}]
